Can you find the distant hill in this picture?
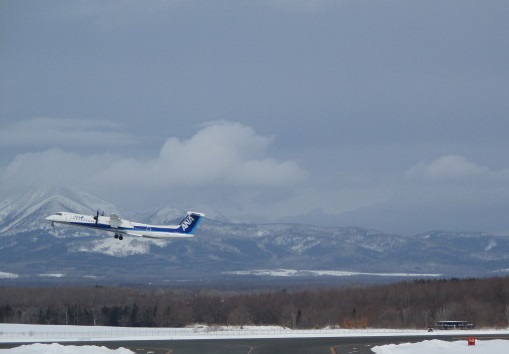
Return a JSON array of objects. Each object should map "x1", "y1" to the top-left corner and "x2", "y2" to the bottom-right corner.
[{"x1": 1, "y1": 189, "x2": 509, "y2": 285}]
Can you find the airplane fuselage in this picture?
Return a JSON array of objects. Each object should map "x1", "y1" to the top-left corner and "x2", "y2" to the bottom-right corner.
[{"x1": 45, "y1": 211, "x2": 204, "y2": 240}]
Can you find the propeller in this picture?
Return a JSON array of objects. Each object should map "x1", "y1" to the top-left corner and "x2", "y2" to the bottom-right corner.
[{"x1": 93, "y1": 210, "x2": 99, "y2": 225}]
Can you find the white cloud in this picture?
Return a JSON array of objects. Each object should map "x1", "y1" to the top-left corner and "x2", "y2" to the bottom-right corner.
[
  {"x1": 0, "y1": 117, "x2": 140, "y2": 148},
  {"x1": 402, "y1": 155, "x2": 509, "y2": 208},
  {"x1": 406, "y1": 155, "x2": 493, "y2": 180},
  {"x1": 1, "y1": 149, "x2": 116, "y2": 195},
  {"x1": 1, "y1": 122, "x2": 307, "y2": 216},
  {"x1": 94, "y1": 121, "x2": 306, "y2": 188}
]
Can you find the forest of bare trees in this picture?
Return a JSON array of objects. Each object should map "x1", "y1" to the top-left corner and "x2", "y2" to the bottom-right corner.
[{"x1": 1, "y1": 277, "x2": 509, "y2": 329}]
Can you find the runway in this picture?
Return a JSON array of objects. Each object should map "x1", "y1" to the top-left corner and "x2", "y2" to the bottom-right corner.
[
  {"x1": 2, "y1": 334, "x2": 508, "y2": 354},
  {"x1": 114, "y1": 337, "x2": 395, "y2": 353},
  {"x1": 113, "y1": 334, "x2": 509, "y2": 354}
]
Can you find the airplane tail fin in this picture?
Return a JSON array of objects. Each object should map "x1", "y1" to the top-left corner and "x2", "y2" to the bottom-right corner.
[{"x1": 176, "y1": 212, "x2": 205, "y2": 235}]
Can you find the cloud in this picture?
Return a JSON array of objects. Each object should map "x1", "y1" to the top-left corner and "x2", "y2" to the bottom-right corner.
[
  {"x1": 406, "y1": 155, "x2": 493, "y2": 180},
  {"x1": 1, "y1": 122, "x2": 307, "y2": 215},
  {"x1": 403, "y1": 155, "x2": 509, "y2": 209},
  {"x1": 0, "y1": 117, "x2": 140, "y2": 149},
  {"x1": 285, "y1": 154, "x2": 509, "y2": 234},
  {"x1": 337, "y1": 155, "x2": 509, "y2": 234},
  {"x1": 1, "y1": 149, "x2": 116, "y2": 195},
  {"x1": 95, "y1": 121, "x2": 306, "y2": 188}
]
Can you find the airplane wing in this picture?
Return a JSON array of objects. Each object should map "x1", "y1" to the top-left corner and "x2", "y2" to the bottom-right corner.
[{"x1": 110, "y1": 213, "x2": 122, "y2": 228}]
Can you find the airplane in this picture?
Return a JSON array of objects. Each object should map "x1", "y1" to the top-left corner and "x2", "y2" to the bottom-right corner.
[{"x1": 45, "y1": 210, "x2": 205, "y2": 240}]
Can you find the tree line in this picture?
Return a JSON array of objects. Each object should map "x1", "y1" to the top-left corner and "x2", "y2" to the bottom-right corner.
[{"x1": 1, "y1": 277, "x2": 508, "y2": 329}]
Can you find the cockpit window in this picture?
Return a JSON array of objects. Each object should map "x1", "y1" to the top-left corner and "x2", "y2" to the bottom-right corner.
[{"x1": 56, "y1": 212, "x2": 63, "y2": 216}]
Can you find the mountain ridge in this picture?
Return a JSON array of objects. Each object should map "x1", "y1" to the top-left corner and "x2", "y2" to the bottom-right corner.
[{"x1": 1, "y1": 189, "x2": 509, "y2": 285}]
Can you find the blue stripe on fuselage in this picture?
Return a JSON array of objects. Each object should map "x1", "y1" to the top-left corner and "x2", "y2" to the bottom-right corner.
[
  {"x1": 67, "y1": 221, "x2": 180, "y2": 234},
  {"x1": 133, "y1": 225, "x2": 179, "y2": 233}
]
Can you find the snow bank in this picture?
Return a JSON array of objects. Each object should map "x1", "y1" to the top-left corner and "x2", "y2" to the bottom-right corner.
[
  {"x1": 0, "y1": 343, "x2": 133, "y2": 354},
  {"x1": 224, "y1": 268, "x2": 442, "y2": 277},
  {"x1": 372, "y1": 339, "x2": 509, "y2": 354},
  {"x1": 0, "y1": 323, "x2": 441, "y2": 342},
  {"x1": 1, "y1": 325, "x2": 509, "y2": 354},
  {"x1": 1, "y1": 323, "x2": 508, "y2": 343},
  {"x1": 0, "y1": 271, "x2": 18, "y2": 279}
]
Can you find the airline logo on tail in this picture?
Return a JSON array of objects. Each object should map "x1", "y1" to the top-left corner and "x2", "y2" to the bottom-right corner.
[
  {"x1": 181, "y1": 215, "x2": 195, "y2": 231},
  {"x1": 178, "y1": 212, "x2": 204, "y2": 234}
]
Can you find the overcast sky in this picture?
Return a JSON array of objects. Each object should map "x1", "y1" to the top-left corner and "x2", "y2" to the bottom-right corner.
[{"x1": 1, "y1": 0, "x2": 509, "y2": 235}]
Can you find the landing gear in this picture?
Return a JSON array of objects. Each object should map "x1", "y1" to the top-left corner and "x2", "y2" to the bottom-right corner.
[
  {"x1": 114, "y1": 233, "x2": 123, "y2": 241},
  {"x1": 51, "y1": 222, "x2": 55, "y2": 227}
]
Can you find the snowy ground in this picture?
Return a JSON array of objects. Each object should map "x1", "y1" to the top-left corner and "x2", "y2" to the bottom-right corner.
[
  {"x1": 372, "y1": 339, "x2": 509, "y2": 354},
  {"x1": 0, "y1": 324, "x2": 508, "y2": 353},
  {"x1": 0, "y1": 344, "x2": 132, "y2": 354}
]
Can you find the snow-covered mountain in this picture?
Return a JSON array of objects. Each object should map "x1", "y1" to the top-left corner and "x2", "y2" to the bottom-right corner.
[
  {"x1": 1, "y1": 189, "x2": 509, "y2": 284},
  {"x1": 0, "y1": 188, "x2": 139, "y2": 236}
]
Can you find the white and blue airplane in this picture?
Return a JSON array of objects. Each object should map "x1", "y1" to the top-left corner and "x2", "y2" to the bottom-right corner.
[{"x1": 45, "y1": 210, "x2": 205, "y2": 240}]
